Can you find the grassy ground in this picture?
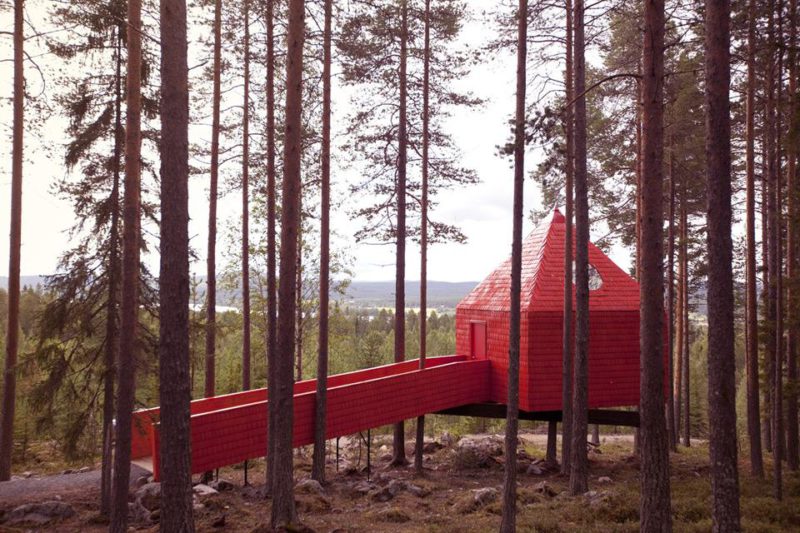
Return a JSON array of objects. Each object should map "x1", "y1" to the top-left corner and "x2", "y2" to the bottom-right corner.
[{"x1": 2, "y1": 433, "x2": 799, "y2": 532}]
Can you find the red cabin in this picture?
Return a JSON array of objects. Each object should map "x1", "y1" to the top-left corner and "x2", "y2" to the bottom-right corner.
[{"x1": 455, "y1": 209, "x2": 641, "y2": 412}]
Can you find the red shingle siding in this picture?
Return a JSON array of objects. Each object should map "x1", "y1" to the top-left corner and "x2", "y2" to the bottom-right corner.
[{"x1": 456, "y1": 209, "x2": 647, "y2": 412}]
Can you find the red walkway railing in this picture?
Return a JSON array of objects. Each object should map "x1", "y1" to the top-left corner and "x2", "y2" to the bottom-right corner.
[{"x1": 131, "y1": 355, "x2": 490, "y2": 479}]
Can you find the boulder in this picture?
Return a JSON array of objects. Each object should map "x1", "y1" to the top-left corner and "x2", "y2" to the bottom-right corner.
[
  {"x1": 135, "y1": 482, "x2": 162, "y2": 511},
  {"x1": 454, "y1": 487, "x2": 499, "y2": 514},
  {"x1": 453, "y1": 436, "x2": 504, "y2": 469},
  {"x1": 295, "y1": 478, "x2": 325, "y2": 495},
  {"x1": 533, "y1": 481, "x2": 557, "y2": 498},
  {"x1": 439, "y1": 431, "x2": 455, "y2": 447},
  {"x1": 210, "y1": 479, "x2": 235, "y2": 492},
  {"x1": 4, "y1": 501, "x2": 75, "y2": 526},
  {"x1": 193, "y1": 483, "x2": 219, "y2": 497}
]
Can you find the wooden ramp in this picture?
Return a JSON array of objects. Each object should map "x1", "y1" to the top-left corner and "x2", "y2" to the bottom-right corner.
[{"x1": 131, "y1": 355, "x2": 490, "y2": 480}]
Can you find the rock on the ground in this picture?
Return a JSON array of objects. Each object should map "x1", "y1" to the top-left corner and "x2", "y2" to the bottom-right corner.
[
  {"x1": 527, "y1": 463, "x2": 545, "y2": 475},
  {"x1": 193, "y1": 483, "x2": 219, "y2": 497},
  {"x1": 210, "y1": 479, "x2": 235, "y2": 492},
  {"x1": 3, "y1": 501, "x2": 75, "y2": 526},
  {"x1": 453, "y1": 436, "x2": 504, "y2": 469},
  {"x1": 295, "y1": 478, "x2": 325, "y2": 495},
  {"x1": 454, "y1": 487, "x2": 499, "y2": 514},
  {"x1": 439, "y1": 431, "x2": 455, "y2": 447},
  {"x1": 597, "y1": 476, "x2": 612, "y2": 484},
  {"x1": 135, "y1": 482, "x2": 162, "y2": 511},
  {"x1": 128, "y1": 500, "x2": 152, "y2": 524},
  {"x1": 533, "y1": 481, "x2": 557, "y2": 498}
]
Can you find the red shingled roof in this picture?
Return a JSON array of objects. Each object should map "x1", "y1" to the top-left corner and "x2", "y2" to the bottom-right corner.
[{"x1": 458, "y1": 209, "x2": 640, "y2": 313}]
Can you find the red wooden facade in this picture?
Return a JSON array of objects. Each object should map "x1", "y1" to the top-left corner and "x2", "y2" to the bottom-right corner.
[{"x1": 455, "y1": 209, "x2": 642, "y2": 411}]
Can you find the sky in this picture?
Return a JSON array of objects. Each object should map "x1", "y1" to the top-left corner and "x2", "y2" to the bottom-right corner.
[{"x1": 0, "y1": 1, "x2": 631, "y2": 284}]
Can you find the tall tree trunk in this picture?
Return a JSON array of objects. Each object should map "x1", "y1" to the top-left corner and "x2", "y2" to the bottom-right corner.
[
  {"x1": 674, "y1": 209, "x2": 684, "y2": 443},
  {"x1": 561, "y1": 0, "x2": 575, "y2": 475},
  {"x1": 110, "y1": 0, "x2": 142, "y2": 527},
  {"x1": 415, "y1": 0, "x2": 432, "y2": 476},
  {"x1": 206, "y1": 0, "x2": 223, "y2": 400},
  {"x1": 639, "y1": 0, "x2": 671, "y2": 528},
  {"x1": 101, "y1": 27, "x2": 124, "y2": 514},
  {"x1": 786, "y1": 0, "x2": 799, "y2": 472},
  {"x1": 705, "y1": 0, "x2": 742, "y2": 528},
  {"x1": 241, "y1": 0, "x2": 251, "y2": 391},
  {"x1": 500, "y1": 1, "x2": 527, "y2": 530},
  {"x1": 265, "y1": 0, "x2": 278, "y2": 496},
  {"x1": 0, "y1": 0, "x2": 24, "y2": 482},
  {"x1": 295, "y1": 232, "x2": 303, "y2": 382},
  {"x1": 681, "y1": 192, "x2": 690, "y2": 447},
  {"x1": 666, "y1": 132, "x2": 677, "y2": 452},
  {"x1": 761, "y1": 134, "x2": 772, "y2": 453},
  {"x1": 766, "y1": 0, "x2": 782, "y2": 499},
  {"x1": 270, "y1": 0, "x2": 304, "y2": 525},
  {"x1": 391, "y1": 0, "x2": 409, "y2": 468},
  {"x1": 745, "y1": 0, "x2": 765, "y2": 478},
  {"x1": 569, "y1": 0, "x2": 589, "y2": 496},
  {"x1": 159, "y1": 0, "x2": 195, "y2": 526},
  {"x1": 312, "y1": 0, "x2": 332, "y2": 484}
]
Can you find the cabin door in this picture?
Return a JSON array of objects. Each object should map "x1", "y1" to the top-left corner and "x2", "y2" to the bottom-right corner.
[{"x1": 469, "y1": 321, "x2": 487, "y2": 359}]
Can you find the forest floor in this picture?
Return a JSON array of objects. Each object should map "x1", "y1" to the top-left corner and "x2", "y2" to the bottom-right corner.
[{"x1": 0, "y1": 432, "x2": 799, "y2": 532}]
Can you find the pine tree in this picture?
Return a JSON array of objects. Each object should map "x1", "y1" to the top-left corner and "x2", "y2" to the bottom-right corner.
[
  {"x1": 312, "y1": 0, "x2": 333, "y2": 483},
  {"x1": 0, "y1": 0, "x2": 24, "y2": 482},
  {"x1": 744, "y1": 0, "x2": 764, "y2": 478},
  {"x1": 159, "y1": 0, "x2": 195, "y2": 527},
  {"x1": 639, "y1": 0, "x2": 671, "y2": 528},
  {"x1": 415, "y1": 0, "x2": 432, "y2": 475},
  {"x1": 110, "y1": 0, "x2": 143, "y2": 527},
  {"x1": 705, "y1": 0, "x2": 742, "y2": 527},
  {"x1": 271, "y1": 0, "x2": 304, "y2": 525},
  {"x1": 500, "y1": 0, "x2": 527, "y2": 529},
  {"x1": 569, "y1": 0, "x2": 589, "y2": 496},
  {"x1": 241, "y1": 0, "x2": 252, "y2": 391}
]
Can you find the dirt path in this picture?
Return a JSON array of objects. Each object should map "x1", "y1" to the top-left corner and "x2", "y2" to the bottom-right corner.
[{"x1": 0, "y1": 464, "x2": 150, "y2": 509}]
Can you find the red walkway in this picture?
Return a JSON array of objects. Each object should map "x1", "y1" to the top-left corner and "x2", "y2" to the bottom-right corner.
[{"x1": 131, "y1": 355, "x2": 489, "y2": 479}]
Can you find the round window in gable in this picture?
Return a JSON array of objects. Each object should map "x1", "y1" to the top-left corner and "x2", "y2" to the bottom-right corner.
[{"x1": 572, "y1": 262, "x2": 604, "y2": 291}]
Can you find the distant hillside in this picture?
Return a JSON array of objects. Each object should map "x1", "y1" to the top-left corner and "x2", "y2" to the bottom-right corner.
[
  {"x1": 1, "y1": 276, "x2": 478, "y2": 311},
  {"x1": 339, "y1": 281, "x2": 478, "y2": 309},
  {"x1": 0, "y1": 275, "x2": 48, "y2": 291}
]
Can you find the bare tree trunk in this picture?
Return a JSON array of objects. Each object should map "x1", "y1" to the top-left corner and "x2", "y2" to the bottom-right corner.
[
  {"x1": 761, "y1": 134, "x2": 772, "y2": 453},
  {"x1": 766, "y1": 0, "x2": 782, "y2": 499},
  {"x1": 560, "y1": 0, "x2": 575, "y2": 475},
  {"x1": 639, "y1": 0, "x2": 671, "y2": 527},
  {"x1": 312, "y1": 0, "x2": 332, "y2": 484},
  {"x1": 681, "y1": 192, "x2": 690, "y2": 448},
  {"x1": 745, "y1": 0, "x2": 764, "y2": 478},
  {"x1": 158, "y1": 0, "x2": 195, "y2": 526},
  {"x1": 569, "y1": 0, "x2": 589, "y2": 497},
  {"x1": 205, "y1": 0, "x2": 223, "y2": 400},
  {"x1": 391, "y1": 0, "x2": 409, "y2": 468},
  {"x1": 674, "y1": 209, "x2": 684, "y2": 443},
  {"x1": 775, "y1": 3, "x2": 785, "y2": 492},
  {"x1": 786, "y1": 0, "x2": 799, "y2": 473},
  {"x1": 500, "y1": 1, "x2": 527, "y2": 530},
  {"x1": 110, "y1": 0, "x2": 142, "y2": 527},
  {"x1": 241, "y1": 0, "x2": 251, "y2": 391},
  {"x1": 415, "y1": 0, "x2": 432, "y2": 476},
  {"x1": 0, "y1": 0, "x2": 24, "y2": 483},
  {"x1": 666, "y1": 132, "x2": 677, "y2": 452},
  {"x1": 270, "y1": 0, "x2": 304, "y2": 526},
  {"x1": 705, "y1": 0, "x2": 742, "y2": 528},
  {"x1": 265, "y1": 0, "x2": 278, "y2": 495},
  {"x1": 101, "y1": 28, "x2": 124, "y2": 514},
  {"x1": 295, "y1": 233, "x2": 303, "y2": 382}
]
